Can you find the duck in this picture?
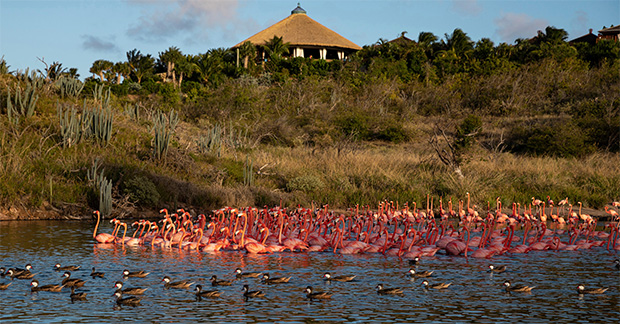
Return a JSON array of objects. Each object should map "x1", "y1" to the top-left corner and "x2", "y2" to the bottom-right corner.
[
  {"x1": 503, "y1": 280, "x2": 535, "y2": 292},
  {"x1": 407, "y1": 269, "x2": 433, "y2": 278},
  {"x1": 210, "y1": 275, "x2": 233, "y2": 286},
  {"x1": 304, "y1": 286, "x2": 332, "y2": 300},
  {"x1": 70, "y1": 286, "x2": 87, "y2": 301},
  {"x1": 123, "y1": 269, "x2": 149, "y2": 278},
  {"x1": 235, "y1": 268, "x2": 262, "y2": 279},
  {"x1": 0, "y1": 282, "x2": 12, "y2": 290},
  {"x1": 114, "y1": 281, "x2": 148, "y2": 295},
  {"x1": 614, "y1": 259, "x2": 620, "y2": 270},
  {"x1": 261, "y1": 273, "x2": 291, "y2": 284},
  {"x1": 323, "y1": 272, "x2": 356, "y2": 282},
  {"x1": 62, "y1": 271, "x2": 86, "y2": 288},
  {"x1": 162, "y1": 276, "x2": 194, "y2": 289},
  {"x1": 90, "y1": 267, "x2": 105, "y2": 278},
  {"x1": 408, "y1": 256, "x2": 420, "y2": 266},
  {"x1": 54, "y1": 263, "x2": 80, "y2": 272},
  {"x1": 488, "y1": 265, "x2": 507, "y2": 273},
  {"x1": 30, "y1": 279, "x2": 63, "y2": 292},
  {"x1": 577, "y1": 285, "x2": 608, "y2": 294},
  {"x1": 195, "y1": 284, "x2": 221, "y2": 298},
  {"x1": 242, "y1": 284, "x2": 265, "y2": 298},
  {"x1": 376, "y1": 284, "x2": 404, "y2": 295},
  {"x1": 113, "y1": 291, "x2": 142, "y2": 306},
  {"x1": 6, "y1": 268, "x2": 35, "y2": 280},
  {"x1": 0, "y1": 267, "x2": 6, "y2": 277},
  {"x1": 422, "y1": 280, "x2": 452, "y2": 290}
]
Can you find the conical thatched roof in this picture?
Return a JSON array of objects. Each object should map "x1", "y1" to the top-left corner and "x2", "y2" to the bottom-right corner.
[{"x1": 233, "y1": 6, "x2": 361, "y2": 50}]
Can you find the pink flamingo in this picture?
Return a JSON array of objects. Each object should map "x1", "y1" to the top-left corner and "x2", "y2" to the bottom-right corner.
[
  {"x1": 93, "y1": 211, "x2": 115, "y2": 243},
  {"x1": 445, "y1": 227, "x2": 470, "y2": 257}
]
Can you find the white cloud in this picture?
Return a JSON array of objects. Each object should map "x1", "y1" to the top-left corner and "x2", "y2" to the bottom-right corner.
[
  {"x1": 125, "y1": 0, "x2": 241, "y2": 44},
  {"x1": 494, "y1": 12, "x2": 548, "y2": 43},
  {"x1": 452, "y1": 0, "x2": 482, "y2": 16}
]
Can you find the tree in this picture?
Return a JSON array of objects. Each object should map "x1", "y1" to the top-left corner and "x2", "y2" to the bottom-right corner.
[
  {"x1": 175, "y1": 54, "x2": 196, "y2": 87},
  {"x1": 534, "y1": 26, "x2": 568, "y2": 45},
  {"x1": 158, "y1": 46, "x2": 183, "y2": 84},
  {"x1": 239, "y1": 41, "x2": 256, "y2": 69},
  {"x1": 126, "y1": 49, "x2": 154, "y2": 83},
  {"x1": 38, "y1": 58, "x2": 68, "y2": 82},
  {"x1": 194, "y1": 50, "x2": 224, "y2": 85},
  {"x1": 444, "y1": 28, "x2": 474, "y2": 57},
  {"x1": 417, "y1": 31, "x2": 439, "y2": 60},
  {"x1": 263, "y1": 36, "x2": 290, "y2": 59},
  {"x1": 112, "y1": 61, "x2": 130, "y2": 84},
  {"x1": 90, "y1": 59, "x2": 113, "y2": 82}
]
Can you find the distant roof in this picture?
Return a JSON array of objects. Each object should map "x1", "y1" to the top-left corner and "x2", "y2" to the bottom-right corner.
[
  {"x1": 233, "y1": 5, "x2": 361, "y2": 50},
  {"x1": 569, "y1": 29, "x2": 598, "y2": 45},
  {"x1": 386, "y1": 34, "x2": 416, "y2": 46},
  {"x1": 599, "y1": 25, "x2": 620, "y2": 34}
]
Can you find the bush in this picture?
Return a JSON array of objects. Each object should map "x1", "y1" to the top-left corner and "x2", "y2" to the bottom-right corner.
[
  {"x1": 506, "y1": 119, "x2": 595, "y2": 157},
  {"x1": 123, "y1": 175, "x2": 160, "y2": 206},
  {"x1": 286, "y1": 175, "x2": 325, "y2": 193}
]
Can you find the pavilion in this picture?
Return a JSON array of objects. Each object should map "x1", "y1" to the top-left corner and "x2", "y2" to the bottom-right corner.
[{"x1": 232, "y1": 4, "x2": 361, "y2": 61}]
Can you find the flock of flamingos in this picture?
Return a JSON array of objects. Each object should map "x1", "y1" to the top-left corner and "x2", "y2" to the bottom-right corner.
[{"x1": 93, "y1": 194, "x2": 620, "y2": 258}]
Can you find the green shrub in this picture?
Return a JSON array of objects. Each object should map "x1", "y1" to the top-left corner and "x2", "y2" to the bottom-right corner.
[
  {"x1": 123, "y1": 175, "x2": 160, "y2": 206},
  {"x1": 374, "y1": 123, "x2": 409, "y2": 143},
  {"x1": 286, "y1": 175, "x2": 325, "y2": 193},
  {"x1": 506, "y1": 119, "x2": 595, "y2": 157},
  {"x1": 336, "y1": 113, "x2": 369, "y2": 139}
]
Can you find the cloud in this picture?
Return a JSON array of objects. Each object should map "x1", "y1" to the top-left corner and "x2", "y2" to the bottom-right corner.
[
  {"x1": 81, "y1": 35, "x2": 119, "y2": 52},
  {"x1": 494, "y1": 12, "x2": 548, "y2": 43},
  {"x1": 452, "y1": 0, "x2": 482, "y2": 16},
  {"x1": 125, "y1": 0, "x2": 241, "y2": 44}
]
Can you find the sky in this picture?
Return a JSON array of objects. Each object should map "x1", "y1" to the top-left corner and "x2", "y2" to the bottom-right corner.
[{"x1": 1, "y1": 0, "x2": 619, "y2": 80}]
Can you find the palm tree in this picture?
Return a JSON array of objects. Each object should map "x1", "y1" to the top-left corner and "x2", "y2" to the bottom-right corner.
[
  {"x1": 444, "y1": 28, "x2": 474, "y2": 57},
  {"x1": 126, "y1": 49, "x2": 154, "y2": 83},
  {"x1": 239, "y1": 41, "x2": 256, "y2": 69},
  {"x1": 175, "y1": 54, "x2": 196, "y2": 87},
  {"x1": 194, "y1": 50, "x2": 225, "y2": 85},
  {"x1": 418, "y1": 31, "x2": 439, "y2": 59},
  {"x1": 158, "y1": 46, "x2": 183, "y2": 84},
  {"x1": 263, "y1": 36, "x2": 290, "y2": 59}
]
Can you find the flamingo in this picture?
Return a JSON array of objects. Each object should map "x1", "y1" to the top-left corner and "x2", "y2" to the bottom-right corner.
[
  {"x1": 445, "y1": 227, "x2": 470, "y2": 257},
  {"x1": 93, "y1": 211, "x2": 115, "y2": 243}
]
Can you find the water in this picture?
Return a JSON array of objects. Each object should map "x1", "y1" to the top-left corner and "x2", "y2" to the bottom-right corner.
[{"x1": 0, "y1": 220, "x2": 619, "y2": 323}]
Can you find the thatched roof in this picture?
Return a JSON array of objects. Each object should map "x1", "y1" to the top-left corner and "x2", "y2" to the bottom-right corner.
[{"x1": 233, "y1": 6, "x2": 361, "y2": 50}]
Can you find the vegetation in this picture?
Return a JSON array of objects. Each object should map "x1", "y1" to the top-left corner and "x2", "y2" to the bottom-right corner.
[{"x1": 0, "y1": 26, "x2": 618, "y2": 219}]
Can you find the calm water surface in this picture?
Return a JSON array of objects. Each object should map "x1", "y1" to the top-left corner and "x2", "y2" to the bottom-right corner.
[{"x1": 0, "y1": 220, "x2": 619, "y2": 323}]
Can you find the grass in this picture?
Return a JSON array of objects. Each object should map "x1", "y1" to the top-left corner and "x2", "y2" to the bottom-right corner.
[{"x1": 0, "y1": 70, "x2": 618, "y2": 219}]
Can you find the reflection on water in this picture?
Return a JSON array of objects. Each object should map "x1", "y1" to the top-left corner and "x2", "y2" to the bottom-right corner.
[{"x1": 0, "y1": 221, "x2": 619, "y2": 323}]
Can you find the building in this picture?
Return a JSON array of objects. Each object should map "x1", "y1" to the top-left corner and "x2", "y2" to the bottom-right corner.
[
  {"x1": 598, "y1": 25, "x2": 620, "y2": 42},
  {"x1": 232, "y1": 4, "x2": 361, "y2": 61},
  {"x1": 568, "y1": 29, "x2": 598, "y2": 45}
]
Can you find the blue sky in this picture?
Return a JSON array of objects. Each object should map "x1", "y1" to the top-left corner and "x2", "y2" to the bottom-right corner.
[{"x1": 1, "y1": 0, "x2": 618, "y2": 79}]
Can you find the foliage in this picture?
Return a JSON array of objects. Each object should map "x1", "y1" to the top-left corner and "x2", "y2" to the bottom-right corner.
[
  {"x1": 286, "y1": 175, "x2": 325, "y2": 193},
  {"x1": 6, "y1": 82, "x2": 39, "y2": 124},
  {"x1": 151, "y1": 109, "x2": 179, "y2": 160},
  {"x1": 122, "y1": 174, "x2": 160, "y2": 206},
  {"x1": 55, "y1": 77, "x2": 84, "y2": 98},
  {"x1": 505, "y1": 119, "x2": 595, "y2": 157}
]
